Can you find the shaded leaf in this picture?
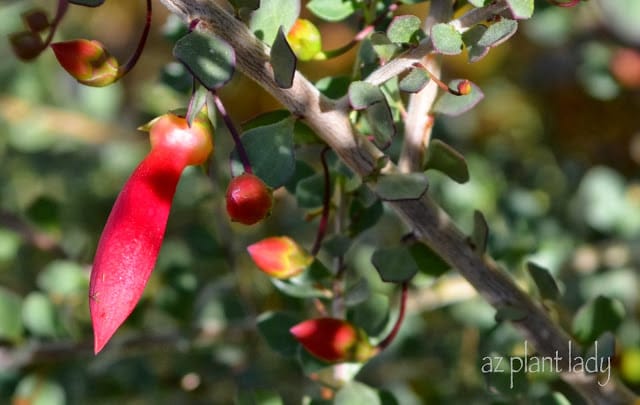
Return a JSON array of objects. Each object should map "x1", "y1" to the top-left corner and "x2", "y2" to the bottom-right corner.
[
  {"x1": 307, "y1": 0, "x2": 356, "y2": 22},
  {"x1": 399, "y1": 68, "x2": 430, "y2": 93},
  {"x1": 471, "y1": 210, "x2": 488, "y2": 254},
  {"x1": 295, "y1": 173, "x2": 325, "y2": 208},
  {"x1": 285, "y1": 160, "x2": 315, "y2": 194},
  {"x1": 424, "y1": 139, "x2": 469, "y2": 183},
  {"x1": 344, "y1": 278, "x2": 371, "y2": 306},
  {"x1": 323, "y1": 234, "x2": 353, "y2": 257},
  {"x1": 431, "y1": 23, "x2": 463, "y2": 55},
  {"x1": 373, "y1": 173, "x2": 429, "y2": 201},
  {"x1": 271, "y1": 26, "x2": 297, "y2": 89},
  {"x1": 366, "y1": 100, "x2": 396, "y2": 148},
  {"x1": 495, "y1": 304, "x2": 528, "y2": 322},
  {"x1": 349, "y1": 199, "x2": 383, "y2": 237},
  {"x1": 387, "y1": 15, "x2": 423, "y2": 44},
  {"x1": 174, "y1": 32, "x2": 235, "y2": 90},
  {"x1": 257, "y1": 311, "x2": 301, "y2": 357},
  {"x1": 230, "y1": 119, "x2": 295, "y2": 188},
  {"x1": 477, "y1": 19, "x2": 518, "y2": 48},
  {"x1": 271, "y1": 278, "x2": 329, "y2": 299},
  {"x1": 186, "y1": 85, "x2": 208, "y2": 126},
  {"x1": 433, "y1": 79, "x2": 484, "y2": 116},
  {"x1": 572, "y1": 295, "x2": 625, "y2": 344},
  {"x1": 527, "y1": 262, "x2": 560, "y2": 301},
  {"x1": 68, "y1": 0, "x2": 104, "y2": 6},
  {"x1": 370, "y1": 33, "x2": 399, "y2": 62},
  {"x1": 250, "y1": 0, "x2": 300, "y2": 45},
  {"x1": 462, "y1": 25, "x2": 490, "y2": 63},
  {"x1": 348, "y1": 81, "x2": 384, "y2": 110},
  {"x1": 316, "y1": 75, "x2": 351, "y2": 99},
  {"x1": 408, "y1": 243, "x2": 449, "y2": 277},
  {"x1": 349, "y1": 293, "x2": 389, "y2": 337},
  {"x1": 371, "y1": 247, "x2": 418, "y2": 283}
]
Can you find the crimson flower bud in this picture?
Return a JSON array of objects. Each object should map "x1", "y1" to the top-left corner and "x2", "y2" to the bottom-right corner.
[
  {"x1": 51, "y1": 39, "x2": 119, "y2": 87},
  {"x1": 287, "y1": 19, "x2": 323, "y2": 62},
  {"x1": 226, "y1": 173, "x2": 273, "y2": 225},
  {"x1": 290, "y1": 318, "x2": 377, "y2": 363},
  {"x1": 456, "y1": 79, "x2": 472, "y2": 95},
  {"x1": 89, "y1": 112, "x2": 213, "y2": 354},
  {"x1": 247, "y1": 236, "x2": 312, "y2": 279}
]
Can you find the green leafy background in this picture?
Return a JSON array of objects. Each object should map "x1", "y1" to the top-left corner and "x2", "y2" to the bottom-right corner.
[{"x1": 1, "y1": 0, "x2": 640, "y2": 404}]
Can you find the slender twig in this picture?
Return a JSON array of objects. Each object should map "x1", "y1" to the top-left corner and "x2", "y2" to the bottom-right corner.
[
  {"x1": 117, "y1": 0, "x2": 152, "y2": 78},
  {"x1": 377, "y1": 282, "x2": 408, "y2": 350},
  {"x1": 311, "y1": 147, "x2": 331, "y2": 256},
  {"x1": 211, "y1": 92, "x2": 253, "y2": 174},
  {"x1": 42, "y1": 0, "x2": 69, "y2": 49}
]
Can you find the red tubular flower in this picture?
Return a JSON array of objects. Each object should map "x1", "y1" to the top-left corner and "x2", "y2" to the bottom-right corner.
[
  {"x1": 290, "y1": 318, "x2": 377, "y2": 363},
  {"x1": 247, "y1": 236, "x2": 312, "y2": 279},
  {"x1": 226, "y1": 173, "x2": 273, "y2": 225},
  {"x1": 51, "y1": 39, "x2": 119, "y2": 87},
  {"x1": 89, "y1": 112, "x2": 213, "y2": 354}
]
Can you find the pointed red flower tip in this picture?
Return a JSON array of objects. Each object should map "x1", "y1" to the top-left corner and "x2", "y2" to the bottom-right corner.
[
  {"x1": 9, "y1": 31, "x2": 45, "y2": 61},
  {"x1": 90, "y1": 112, "x2": 213, "y2": 354},
  {"x1": 290, "y1": 318, "x2": 377, "y2": 363},
  {"x1": 226, "y1": 173, "x2": 273, "y2": 225},
  {"x1": 456, "y1": 79, "x2": 472, "y2": 96},
  {"x1": 287, "y1": 19, "x2": 322, "y2": 62},
  {"x1": 246, "y1": 236, "x2": 312, "y2": 279},
  {"x1": 51, "y1": 39, "x2": 119, "y2": 87}
]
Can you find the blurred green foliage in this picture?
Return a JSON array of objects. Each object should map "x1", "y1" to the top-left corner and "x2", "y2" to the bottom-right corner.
[{"x1": 1, "y1": 0, "x2": 640, "y2": 404}]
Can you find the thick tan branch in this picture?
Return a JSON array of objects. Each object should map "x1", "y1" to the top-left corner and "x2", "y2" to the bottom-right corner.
[{"x1": 158, "y1": 1, "x2": 637, "y2": 403}]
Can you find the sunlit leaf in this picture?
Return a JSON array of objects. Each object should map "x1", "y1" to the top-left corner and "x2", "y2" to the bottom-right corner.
[
  {"x1": 386, "y1": 15, "x2": 423, "y2": 44},
  {"x1": 307, "y1": 0, "x2": 356, "y2": 22},
  {"x1": 506, "y1": 0, "x2": 534, "y2": 19},
  {"x1": 174, "y1": 32, "x2": 235, "y2": 90},
  {"x1": 251, "y1": 0, "x2": 300, "y2": 44},
  {"x1": 431, "y1": 23, "x2": 463, "y2": 55}
]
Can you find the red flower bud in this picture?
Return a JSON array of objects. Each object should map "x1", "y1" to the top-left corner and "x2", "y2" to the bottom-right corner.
[
  {"x1": 456, "y1": 79, "x2": 472, "y2": 95},
  {"x1": 247, "y1": 236, "x2": 312, "y2": 279},
  {"x1": 89, "y1": 112, "x2": 213, "y2": 354},
  {"x1": 287, "y1": 19, "x2": 323, "y2": 62},
  {"x1": 51, "y1": 39, "x2": 119, "y2": 87},
  {"x1": 226, "y1": 173, "x2": 273, "y2": 225},
  {"x1": 290, "y1": 318, "x2": 377, "y2": 363}
]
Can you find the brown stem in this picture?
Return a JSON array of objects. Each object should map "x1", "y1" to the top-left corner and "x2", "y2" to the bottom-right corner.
[
  {"x1": 377, "y1": 282, "x2": 408, "y2": 350},
  {"x1": 211, "y1": 92, "x2": 253, "y2": 174}
]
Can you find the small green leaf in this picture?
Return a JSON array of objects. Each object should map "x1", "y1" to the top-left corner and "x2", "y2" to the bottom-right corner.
[
  {"x1": 271, "y1": 278, "x2": 329, "y2": 298},
  {"x1": 408, "y1": 243, "x2": 449, "y2": 277},
  {"x1": 495, "y1": 304, "x2": 528, "y2": 322},
  {"x1": 323, "y1": 234, "x2": 353, "y2": 257},
  {"x1": 257, "y1": 311, "x2": 301, "y2": 357},
  {"x1": 527, "y1": 262, "x2": 560, "y2": 301},
  {"x1": 477, "y1": 19, "x2": 518, "y2": 48},
  {"x1": 295, "y1": 173, "x2": 325, "y2": 208},
  {"x1": 348, "y1": 293, "x2": 389, "y2": 337},
  {"x1": 37, "y1": 260, "x2": 87, "y2": 298},
  {"x1": 250, "y1": 0, "x2": 300, "y2": 44},
  {"x1": 0, "y1": 286, "x2": 23, "y2": 342},
  {"x1": 572, "y1": 295, "x2": 625, "y2": 344},
  {"x1": 371, "y1": 247, "x2": 418, "y2": 283},
  {"x1": 13, "y1": 374, "x2": 66, "y2": 405},
  {"x1": 399, "y1": 68, "x2": 430, "y2": 93},
  {"x1": 22, "y1": 292, "x2": 61, "y2": 338},
  {"x1": 68, "y1": 0, "x2": 104, "y2": 6},
  {"x1": 348, "y1": 81, "x2": 384, "y2": 110},
  {"x1": 285, "y1": 160, "x2": 315, "y2": 194},
  {"x1": 386, "y1": 15, "x2": 423, "y2": 44},
  {"x1": 186, "y1": 85, "x2": 208, "y2": 126},
  {"x1": 431, "y1": 23, "x2": 463, "y2": 55},
  {"x1": 349, "y1": 199, "x2": 383, "y2": 237},
  {"x1": 373, "y1": 173, "x2": 429, "y2": 201},
  {"x1": 271, "y1": 26, "x2": 297, "y2": 89},
  {"x1": 462, "y1": 25, "x2": 490, "y2": 63},
  {"x1": 366, "y1": 100, "x2": 396, "y2": 148},
  {"x1": 506, "y1": 0, "x2": 534, "y2": 20},
  {"x1": 344, "y1": 278, "x2": 371, "y2": 306},
  {"x1": 307, "y1": 0, "x2": 356, "y2": 22},
  {"x1": 230, "y1": 118, "x2": 295, "y2": 188},
  {"x1": 174, "y1": 32, "x2": 235, "y2": 90},
  {"x1": 433, "y1": 79, "x2": 484, "y2": 116},
  {"x1": 424, "y1": 139, "x2": 469, "y2": 183},
  {"x1": 471, "y1": 210, "x2": 488, "y2": 254},
  {"x1": 316, "y1": 76, "x2": 351, "y2": 99},
  {"x1": 335, "y1": 382, "x2": 381, "y2": 405},
  {"x1": 370, "y1": 33, "x2": 399, "y2": 63}
]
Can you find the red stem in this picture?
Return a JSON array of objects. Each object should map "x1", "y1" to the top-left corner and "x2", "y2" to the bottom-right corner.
[
  {"x1": 311, "y1": 147, "x2": 331, "y2": 256},
  {"x1": 118, "y1": 0, "x2": 152, "y2": 77},
  {"x1": 377, "y1": 282, "x2": 408, "y2": 350},
  {"x1": 42, "y1": 0, "x2": 69, "y2": 49},
  {"x1": 211, "y1": 92, "x2": 253, "y2": 174},
  {"x1": 549, "y1": 0, "x2": 580, "y2": 7}
]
